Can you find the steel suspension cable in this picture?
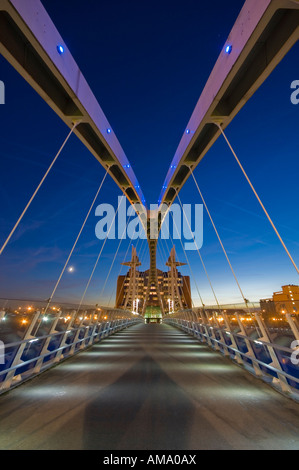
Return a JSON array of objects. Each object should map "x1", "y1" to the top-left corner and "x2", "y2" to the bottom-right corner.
[
  {"x1": 169, "y1": 208, "x2": 205, "y2": 310},
  {"x1": 161, "y1": 231, "x2": 196, "y2": 310},
  {"x1": 216, "y1": 122, "x2": 299, "y2": 276},
  {"x1": 189, "y1": 167, "x2": 262, "y2": 334},
  {"x1": 98, "y1": 213, "x2": 132, "y2": 302},
  {"x1": 43, "y1": 169, "x2": 109, "y2": 315},
  {"x1": 111, "y1": 223, "x2": 146, "y2": 308},
  {"x1": 176, "y1": 191, "x2": 222, "y2": 314},
  {"x1": 76, "y1": 198, "x2": 122, "y2": 313},
  {"x1": 189, "y1": 167, "x2": 249, "y2": 307},
  {"x1": 157, "y1": 239, "x2": 166, "y2": 268},
  {"x1": 0, "y1": 122, "x2": 80, "y2": 256},
  {"x1": 159, "y1": 235, "x2": 170, "y2": 269},
  {"x1": 138, "y1": 237, "x2": 147, "y2": 265},
  {"x1": 108, "y1": 237, "x2": 135, "y2": 308}
]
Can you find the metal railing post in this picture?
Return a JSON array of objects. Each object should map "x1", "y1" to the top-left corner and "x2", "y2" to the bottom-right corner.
[
  {"x1": 54, "y1": 310, "x2": 77, "y2": 363},
  {"x1": 286, "y1": 313, "x2": 299, "y2": 341},
  {"x1": 222, "y1": 313, "x2": 243, "y2": 364},
  {"x1": 33, "y1": 310, "x2": 62, "y2": 374},
  {"x1": 254, "y1": 313, "x2": 293, "y2": 394},
  {"x1": 69, "y1": 311, "x2": 86, "y2": 356},
  {"x1": 213, "y1": 312, "x2": 229, "y2": 357},
  {"x1": 1, "y1": 311, "x2": 41, "y2": 391},
  {"x1": 235, "y1": 313, "x2": 262, "y2": 377}
]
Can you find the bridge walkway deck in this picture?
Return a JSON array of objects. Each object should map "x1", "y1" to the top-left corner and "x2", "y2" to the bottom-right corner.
[{"x1": 0, "y1": 323, "x2": 299, "y2": 450}]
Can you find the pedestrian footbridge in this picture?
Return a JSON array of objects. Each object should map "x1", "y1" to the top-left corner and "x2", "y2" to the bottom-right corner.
[{"x1": 0, "y1": 322, "x2": 299, "y2": 450}]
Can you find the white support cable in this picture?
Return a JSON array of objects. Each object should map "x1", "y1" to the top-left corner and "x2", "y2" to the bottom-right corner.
[
  {"x1": 160, "y1": 237, "x2": 171, "y2": 297},
  {"x1": 0, "y1": 122, "x2": 80, "y2": 256},
  {"x1": 189, "y1": 167, "x2": 249, "y2": 307},
  {"x1": 134, "y1": 237, "x2": 148, "y2": 310},
  {"x1": 169, "y1": 209, "x2": 204, "y2": 310},
  {"x1": 158, "y1": 234, "x2": 190, "y2": 311},
  {"x1": 189, "y1": 167, "x2": 262, "y2": 334},
  {"x1": 159, "y1": 235, "x2": 170, "y2": 269},
  {"x1": 43, "y1": 169, "x2": 109, "y2": 315},
  {"x1": 120, "y1": 221, "x2": 146, "y2": 312},
  {"x1": 111, "y1": 233, "x2": 146, "y2": 309},
  {"x1": 139, "y1": 237, "x2": 148, "y2": 265},
  {"x1": 108, "y1": 237, "x2": 135, "y2": 308},
  {"x1": 157, "y1": 239, "x2": 166, "y2": 268},
  {"x1": 159, "y1": 239, "x2": 175, "y2": 306},
  {"x1": 161, "y1": 235, "x2": 189, "y2": 310},
  {"x1": 157, "y1": 240, "x2": 179, "y2": 313},
  {"x1": 76, "y1": 198, "x2": 122, "y2": 313},
  {"x1": 157, "y1": 240, "x2": 174, "y2": 310},
  {"x1": 98, "y1": 214, "x2": 132, "y2": 302},
  {"x1": 168, "y1": 216, "x2": 200, "y2": 309},
  {"x1": 176, "y1": 191, "x2": 222, "y2": 313},
  {"x1": 216, "y1": 122, "x2": 299, "y2": 276},
  {"x1": 159, "y1": 240, "x2": 183, "y2": 312}
]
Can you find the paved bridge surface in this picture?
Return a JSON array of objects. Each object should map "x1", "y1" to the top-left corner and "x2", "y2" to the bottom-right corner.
[{"x1": 0, "y1": 323, "x2": 299, "y2": 450}]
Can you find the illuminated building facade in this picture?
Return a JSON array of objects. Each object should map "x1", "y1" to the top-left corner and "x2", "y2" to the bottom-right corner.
[
  {"x1": 115, "y1": 247, "x2": 192, "y2": 313},
  {"x1": 260, "y1": 285, "x2": 299, "y2": 315},
  {"x1": 273, "y1": 285, "x2": 299, "y2": 314}
]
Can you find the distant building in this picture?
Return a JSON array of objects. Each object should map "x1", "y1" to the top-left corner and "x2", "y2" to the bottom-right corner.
[
  {"x1": 273, "y1": 285, "x2": 299, "y2": 314},
  {"x1": 260, "y1": 285, "x2": 299, "y2": 315},
  {"x1": 260, "y1": 298, "x2": 276, "y2": 315},
  {"x1": 115, "y1": 247, "x2": 192, "y2": 312}
]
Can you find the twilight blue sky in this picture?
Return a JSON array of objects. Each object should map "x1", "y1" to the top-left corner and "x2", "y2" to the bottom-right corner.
[{"x1": 0, "y1": 0, "x2": 298, "y2": 308}]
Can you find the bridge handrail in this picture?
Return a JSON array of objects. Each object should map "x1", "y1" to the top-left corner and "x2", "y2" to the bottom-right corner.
[
  {"x1": 172, "y1": 320, "x2": 299, "y2": 382},
  {"x1": 0, "y1": 322, "x2": 119, "y2": 377},
  {"x1": 0, "y1": 312, "x2": 142, "y2": 394},
  {"x1": 164, "y1": 314, "x2": 299, "y2": 399},
  {"x1": 1, "y1": 320, "x2": 124, "y2": 350},
  {"x1": 190, "y1": 322, "x2": 295, "y2": 355}
]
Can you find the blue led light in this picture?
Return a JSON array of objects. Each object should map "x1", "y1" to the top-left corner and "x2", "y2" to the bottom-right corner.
[
  {"x1": 186, "y1": 129, "x2": 190, "y2": 134},
  {"x1": 107, "y1": 128, "x2": 112, "y2": 134},
  {"x1": 225, "y1": 44, "x2": 232, "y2": 54},
  {"x1": 57, "y1": 45, "x2": 65, "y2": 55}
]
